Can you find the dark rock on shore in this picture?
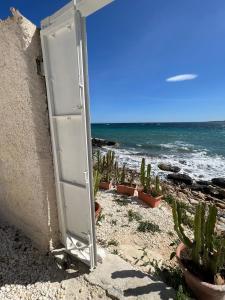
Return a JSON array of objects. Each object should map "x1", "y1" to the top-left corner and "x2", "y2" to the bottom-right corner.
[
  {"x1": 167, "y1": 173, "x2": 193, "y2": 185},
  {"x1": 191, "y1": 183, "x2": 225, "y2": 200},
  {"x1": 196, "y1": 180, "x2": 211, "y2": 186},
  {"x1": 212, "y1": 178, "x2": 225, "y2": 188},
  {"x1": 158, "y1": 163, "x2": 181, "y2": 173},
  {"x1": 92, "y1": 138, "x2": 117, "y2": 148}
]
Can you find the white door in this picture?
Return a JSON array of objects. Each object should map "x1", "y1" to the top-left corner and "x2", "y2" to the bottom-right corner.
[{"x1": 40, "y1": 2, "x2": 97, "y2": 268}]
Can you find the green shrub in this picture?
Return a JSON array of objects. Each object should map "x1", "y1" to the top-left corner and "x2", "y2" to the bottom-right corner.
[
  {"x1": 137, "y1": 221, "x2": 161, "y2": 233},
  {"x1": 127, "y1": 210, "x2": 142, "y2": 222},
  {"x1": 108, "y1": 239, "x2": 119, "y2": 246}
]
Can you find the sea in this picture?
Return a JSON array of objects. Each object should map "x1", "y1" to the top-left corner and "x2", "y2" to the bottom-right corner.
[{"x1": 91, "y1": 122, "x2": 225, "y2": 181}]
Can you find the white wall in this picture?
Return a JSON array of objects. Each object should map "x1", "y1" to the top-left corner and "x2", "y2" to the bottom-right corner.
[{"x1": 0, "y1": 9, "x2": 60, "y2": 250}]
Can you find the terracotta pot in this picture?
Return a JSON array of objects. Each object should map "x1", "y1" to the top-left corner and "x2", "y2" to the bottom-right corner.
[
  {"x1": 138, "y1": 191, "x2": 162, "y2": 208},
  {"x1": 99, "y1": 181, "x2": 113, "y2": 190},
  {"x1": 176, "y1": 243, "x2": 225, "y2": 300},
  {"x1": 95, "y1": 201, "x2": 102, "y2": 221},
  {"x1": 117, "y1": 184, "x2": 136, "y2": 196}
]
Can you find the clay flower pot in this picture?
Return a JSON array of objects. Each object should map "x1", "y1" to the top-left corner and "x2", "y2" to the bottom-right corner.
[
  {"x1": 138, "y1": 191, "x2": 162, "y2": 208},
  {"x1": 117, "y1": 184, "x2": 136, "y2": 196},
  {"x1": 176, "y1": 243, "x2": 225, "y2": 300},
  {"x1": 99, "y1": 181, "x2": 113, "y2": 190},
  {"x1": 95, "y1": 201, "x2": 102, "y2": 221}
]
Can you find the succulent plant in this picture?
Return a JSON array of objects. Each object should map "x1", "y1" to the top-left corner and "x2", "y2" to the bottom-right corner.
[
  {"x1": 114, "y1": 161, "x2": 120, "y2": 184},
  {"x1": 155, "y1": 175, "x2": 160, "y2": 194},
  {"x1": 172, "y1": 200, "x2": 225, "y2": 278},
  {"x1": 140, "y1": 158, "x2": 146, "y2": 188},
  {"x1": 145, "y1": 164, "x2": 151, "y2": 193},
  {"x1": 93, "y1": 170, "x2": 101, "y2": 199},
  {"x1": 120, "y1": 163, "x2": 126, "y2": 185}
]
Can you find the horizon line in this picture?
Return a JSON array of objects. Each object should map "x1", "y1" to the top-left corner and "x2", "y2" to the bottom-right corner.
[{"x1": 91, "y1": 120, "x2": 225, "y2": 124}]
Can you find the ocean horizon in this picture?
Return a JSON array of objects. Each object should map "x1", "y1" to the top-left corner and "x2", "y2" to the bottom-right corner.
[{"x1": 91, "y1": 121, "x2": 225, "y2": 180}]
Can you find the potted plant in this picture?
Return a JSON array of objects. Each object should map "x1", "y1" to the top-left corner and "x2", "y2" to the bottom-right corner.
[
  {"x1": 172, "y1": 200, "x2": 225, "y2": 300},
  {"x1": 116, "y1": 164, "x2": 136, "y2": 196},
  {"x1": 93, "y1": 170, "x2": 102, "y2": 220},
  {"x1": 138, "y1": 158, "x2": 163, "y2": 208},
  {"x1": 98, "y1": 150, "x2": 115, "y2": 190}
]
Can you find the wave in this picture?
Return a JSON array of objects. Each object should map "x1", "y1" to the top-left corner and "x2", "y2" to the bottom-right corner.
[
  {"x1": 101, "y1": 145, "x2": 225, "y2": 181},
  {"x1": 130, "y1": 141, "x2": 200, "y2": 154}
]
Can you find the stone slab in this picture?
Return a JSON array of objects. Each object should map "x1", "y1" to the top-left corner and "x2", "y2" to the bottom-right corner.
[{"x1": 85, "y1": 254, "x2": 175, "y2": 300}]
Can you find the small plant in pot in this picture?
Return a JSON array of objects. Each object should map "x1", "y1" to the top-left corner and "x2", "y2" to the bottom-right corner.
[
  {"x1": 172, "y1": 200, "x2": 225, "y2": 300},
  {"x1": 116, "y1": 164, "x2": 136, "y2": 196},
  {"x1": 93, "y1": 170, "x2": 102, "y2": 220},
  {"x1": 138, "y1": 158, "x2": 162, "y2": 208},
  {"x1": 99, "y1": 150, "x2": 115, "y2": 190}
]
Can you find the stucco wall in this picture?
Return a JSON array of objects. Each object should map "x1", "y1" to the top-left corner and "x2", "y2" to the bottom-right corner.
[{"x1": 0, "y1": 9, "x2": 60, "y2": 250}]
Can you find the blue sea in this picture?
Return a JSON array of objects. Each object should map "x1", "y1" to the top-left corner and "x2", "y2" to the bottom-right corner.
[{"x1": 91, "y1": 122, "x2": 225, "y2": 180}]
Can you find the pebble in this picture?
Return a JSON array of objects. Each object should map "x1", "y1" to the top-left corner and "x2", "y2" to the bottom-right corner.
[{"x1": 0, "y1": 222, "x2": 110, "y2": 300}]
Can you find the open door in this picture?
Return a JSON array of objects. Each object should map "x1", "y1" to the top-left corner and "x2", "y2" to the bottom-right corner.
[{"x1": 40, "y1": 2, "x2": 98, "y2": 268}]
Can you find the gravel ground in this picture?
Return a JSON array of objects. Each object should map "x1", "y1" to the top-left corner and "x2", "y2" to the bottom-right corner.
[
  {"x1": 0, "y1": 222, "x2": 110, "y2": 300},
  {"x1": 96, "y1": 190, "x2": 178, "y2": 271}
]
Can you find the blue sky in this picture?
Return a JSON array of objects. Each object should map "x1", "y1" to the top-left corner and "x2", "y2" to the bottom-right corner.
[{"x1": 1, "y1": 0, "x2": 225, "y2": 123}]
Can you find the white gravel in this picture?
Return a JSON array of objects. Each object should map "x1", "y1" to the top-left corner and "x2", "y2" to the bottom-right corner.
[
  {"x1": 0, "y1": 222, "x2": 110, "y2": 300},
  {"x1": 96, "y1": 189, "x2": 178, "y2": 268}
]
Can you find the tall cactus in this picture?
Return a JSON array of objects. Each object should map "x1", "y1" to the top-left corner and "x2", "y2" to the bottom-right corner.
[
  {"x1": 120, "y1": 163, "x2": 126, "y2": 184},
  {"x1": 145, "y1": 164, "x2": 151, "y2": 193},
  {"x1": 155, "y1": 176, "x2": 160, "y2": 194},
  {"x1": 101, "y1": 150, "x2": 115, "y2": 182},
  {"x1": 172, "y1": 199, "x2": 225, "y2": 278},
  {"x1": 114, "y1": 161, "x2": 119, "y2": 184},
  {"x1": 140, "y1": 158, "x2": 145, "y2": 188},
  {"x1": 93, "y1": 170, "x2": 101, "y2": 198}
]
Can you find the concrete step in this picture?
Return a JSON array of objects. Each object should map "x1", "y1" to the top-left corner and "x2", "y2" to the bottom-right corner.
[{"x1": 85, "y1": 254, "x2": 175, "y2": 300}]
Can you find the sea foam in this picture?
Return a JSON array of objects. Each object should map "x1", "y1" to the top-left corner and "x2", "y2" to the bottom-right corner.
[{"x1": 101, "y1": 145, "x2": 225, "y2": 181}]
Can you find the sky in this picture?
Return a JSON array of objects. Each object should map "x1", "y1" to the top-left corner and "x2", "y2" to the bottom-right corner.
[{"x1": 1, "y1": 0, "x2": 225, "y2": 123}]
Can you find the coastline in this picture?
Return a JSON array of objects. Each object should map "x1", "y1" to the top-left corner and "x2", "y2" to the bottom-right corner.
[
  {"x1": 94, "y1": 144, "x2": 225, "y2": 284},
  {"x1": 92, "y1": 121, "x2": 225, "y2": 181}
]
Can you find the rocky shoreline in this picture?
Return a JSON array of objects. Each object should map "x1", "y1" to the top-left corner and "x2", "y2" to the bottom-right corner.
[{"x1": 92, "y1": 138, "x2": 225, "y2": 208}]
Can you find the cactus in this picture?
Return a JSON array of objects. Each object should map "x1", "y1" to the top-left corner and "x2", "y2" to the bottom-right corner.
[
  {"x1": 140, "y1": 158, "x2": 145, "y2": 187},
  {"x1": 114, "y1": 161, "x2": 119, "y2": 184},
  {"x1": 172, "y1": 200, "x2": 225, "y2": 278},
  {"x1": 155, "y1": 175, "x2": 160, "y2": 194},
  {"x1": 93, "y1": 170, "x2": 101, "y2": 199},
  {"x1": 145, "y1": 164, "x2": 151, "y2": 193},
  {"x1": 100, "y1": 150, "x2": 115, "y2": 182},
  {"x1": 128, "y1": 171, "x2": 135, "y2": 186},
  {"x1": 120, "y1": 164, "x2": 126, "y2": 184}
]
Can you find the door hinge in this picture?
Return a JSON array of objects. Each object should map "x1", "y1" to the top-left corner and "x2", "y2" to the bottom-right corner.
[{"x1": 36, "y1": 56, "x2": 45, "y2": 77}]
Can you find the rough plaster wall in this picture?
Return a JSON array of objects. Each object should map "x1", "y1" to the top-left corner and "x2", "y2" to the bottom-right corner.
[{"x1": 0, "y1": 9, "x2": 60, "y2": 250}]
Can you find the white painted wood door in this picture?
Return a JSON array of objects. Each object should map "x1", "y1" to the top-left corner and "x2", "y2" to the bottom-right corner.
[{"x1": 40, "y1": 2, "x2": 96, "y2": 269}]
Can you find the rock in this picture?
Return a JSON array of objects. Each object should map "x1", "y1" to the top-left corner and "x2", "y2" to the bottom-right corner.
[
  {"x1": 167, "y1": 173, "x2": 193, "y2": 185},
  {"x1": 191, "y1": 184, "x2": 225, "y2": 200},
  {"x1": 192, "y1": 191, "x2": 205, "y2": 200},
  {"x1": 158, "y1": 163, "x2": 180, "y2": 173},
  {"x1": 189, "y1": 198, "x2": 199, "y2": 205},
  {"x1": 196, "y1": 180, "x2": 211, "y2": 186},
  {"x1": 191, "y1": 184, "x2": 205, "y2": 193},
  {"x1": 212, "y1": 178, "x2": 225, "y2": 188},
  {"x1": 92, "y1": 138, "x2": 116, "y2": 148}
]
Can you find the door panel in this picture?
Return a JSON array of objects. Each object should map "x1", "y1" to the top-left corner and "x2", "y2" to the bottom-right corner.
[
  {"x1": 41, "y1": 2, "x2": 96, "y2": 269},
  {"x1": 55, "y1": 117, "x2": 87, "y2": 185}
]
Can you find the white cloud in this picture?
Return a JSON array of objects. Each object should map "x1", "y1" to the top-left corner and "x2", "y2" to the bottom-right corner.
[{"x1": 166, "y1": 74, "x2": 198, "y2": 82}]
